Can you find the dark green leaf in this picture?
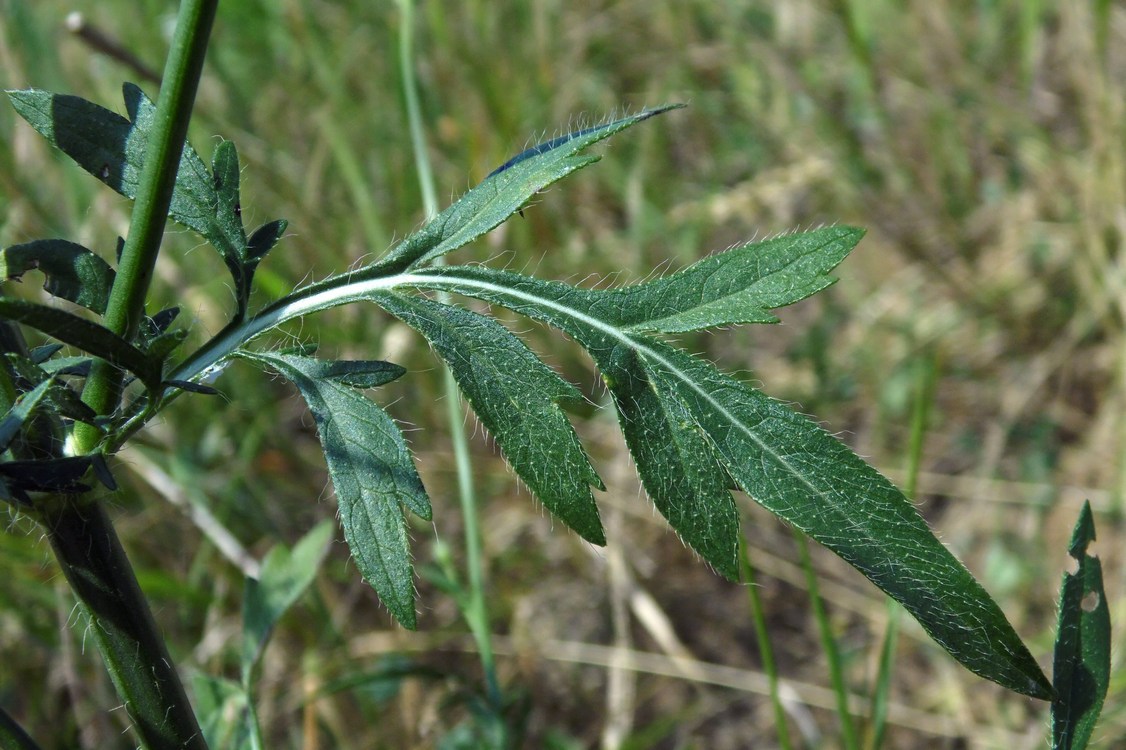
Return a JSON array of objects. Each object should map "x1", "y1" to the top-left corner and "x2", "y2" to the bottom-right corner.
[
  {"x1": 0, "y1": 377, "x2": 53, "y2": 453},
  {"x1": 210, "y1": 140, "x2": 253, "y2": 310},
  {"x1": 609, "y1": 226, "x2": 863, "y2": 333},
  {"x1": 139, "y1": 307, "x2": 181, "y2": 342},
  {"x1": 6, "y1": 85, "x2": 216, "y2": 241},
  {"x1": 38, "y1": 356, "x2": 92, "y2": 377},
  {"x1": 89, "y1": 453, "x2": 117, "y2": 491},
  {"x1": 370, "y1": 106, "x2": 683, "y2": 273},
  {"x1": 294, "y1": 358, "x2": 405, "y2": 389},
  {"x1": 247, "y1": 219, "x2": 288, "y2": 261},
  {"x1": 0, "y1": 298, "x2": 162, "y2": 391},
  {"x1": 0, "y1": 455, "x2": 100, "y2": 494},
  {"x1": 387, "y1": 262, "x2": 1052, "y2": 698},
  {"x1": 1, "y1": 353, "x2": 97, "y2": 428},
  {"x1": 6, "y1": 86, "x2": 273, "y2": 314},
  {"x1": 42, "y1": 380, "x2": 98, "y2": 426},
  {"x1": 597, "y1": 344, "x2": 737, "y2": 576},
  {"x1": 164, "y1": 379, "x2": 219, "y2": 395},
  {"x1": 28, "y1": 344, "x2": 64, "y2": 364},
  {"x1": 211, "y1": 141, "x2": 247, "y2": 253},
  {"x1": 373, "y1": 293, "x2": 605, "y2": 544},
  {"x1": 234, "y1": 351, "x2": 429, "y2": 629},
  {"x1": 144, "y1": 328, "x2": 188, "y2": 362},
  {"x1": 0, "y1": 240, "x2": 116, "y2": 315},
  {"x1": 1051, "y1": 501, "x2": 1110, "y2": 749}
]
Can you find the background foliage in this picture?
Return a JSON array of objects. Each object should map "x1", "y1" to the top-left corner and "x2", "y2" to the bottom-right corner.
[{"x1": 0, "y1": 1, "x2": 1122, "y2": 748}]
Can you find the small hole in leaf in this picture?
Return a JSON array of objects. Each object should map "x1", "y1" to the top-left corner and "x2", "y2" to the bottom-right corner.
[
  {"x1": 99, "y1": 164, "x2": 110, "y2": 180},
  {"x1": 235, "y1": 202, "x2": 241, "y2": 217},
  {"x1": 1081, "y1": 592, "x2": 1100, "y2": 612}
]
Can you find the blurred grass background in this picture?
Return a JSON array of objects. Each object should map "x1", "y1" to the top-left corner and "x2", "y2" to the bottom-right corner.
[{"x1": 1, "y1": 1, "x2": 1124, "y2": 748}]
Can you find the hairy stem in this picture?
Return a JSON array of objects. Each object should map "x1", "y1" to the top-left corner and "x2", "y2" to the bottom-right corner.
[
  {"x1": 45, "y1": 1, "x2": 218, "y2": 747},
  {"x1": 74, "y1": 0, "x2": 217, "y2": 453},
  {"x1": 40, "y1": 497, "x2": 206, "y2": 749}
]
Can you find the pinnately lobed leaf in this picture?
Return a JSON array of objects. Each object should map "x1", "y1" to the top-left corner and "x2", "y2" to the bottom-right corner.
[
  {"x1": 381, "y1": 255, "x2": 1052, "y2": 699},
  {"x1": 233, "y1": 351, "x2": 429, "y2": 629},
  {"x1": 6, "y1": 85, "x2": 216, "y2": 243},
  {"x1": 164, "y1": 106, "x2": 1051, "y2": 698},
  {"x1": 6, "y1": 85, "x2": 280, "y2": 316}
]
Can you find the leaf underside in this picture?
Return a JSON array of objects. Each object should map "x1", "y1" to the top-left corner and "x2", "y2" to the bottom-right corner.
[
  {"x1": 380, "y1": 249, "x2": 1052, "y2": 699},
  {"x1": 372, "y1": 292, "x2": 606, "y2": 544},
  {"x1": 234, "y1": 351, "x2": 427, "y2": 630},
  {"x1": 6, "y1": 86, "x2": 1053, "y2": 703}
]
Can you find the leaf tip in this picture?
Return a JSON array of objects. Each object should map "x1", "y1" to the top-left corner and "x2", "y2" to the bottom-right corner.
[{"x1": 1067, "y1": 500, "x2": 1096, "y2": 558}]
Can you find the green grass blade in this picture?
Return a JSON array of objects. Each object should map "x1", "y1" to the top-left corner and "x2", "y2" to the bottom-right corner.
[
  {"x1": 797, "y1": 531, "x2": 859, "y2": 750},
  {"x1": 1050, "y1": 501, "x2": 1110, "y2": 750},
  {"x1": 739, "y1": 539, "x2": 793, "y2": 750},
  {"x1": 234, "y1": 351, "x2": 428, "y2": 629}
]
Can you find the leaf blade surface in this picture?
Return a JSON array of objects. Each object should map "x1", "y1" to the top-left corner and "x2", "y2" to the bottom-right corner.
[
  {"x1": 234, "y1": 351, "x2": 428, "y2": 629},
  {"x1": 372, "y1": 292, "x2": 606, "y2": 544},
  {"x1": 390, "y1": 263, "x2": 1051, "y2": 697}
]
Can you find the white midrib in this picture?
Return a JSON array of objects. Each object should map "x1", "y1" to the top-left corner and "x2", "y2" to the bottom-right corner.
[
  {"x1": 405, "y1": 272, "x2": 831, "y2": 507},
  {"x1": 172, "y1": 269, "x2": 828, "y2": 511},
  {"x1": 406, "y1": 274, "x2": 906, "y2": 576},
  {"x1": 164, "y1": 268, "x2": 1030, "y2": 690}
]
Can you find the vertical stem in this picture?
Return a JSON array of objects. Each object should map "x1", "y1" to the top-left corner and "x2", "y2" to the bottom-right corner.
[
  {"x1": 41, "y1": 2, "x2": 218, "y2": 747},
  {"x1": 74, "y1": 0, "x2": 218, "y2": 453},
  {"x1": 40, "y1": 497, "x2": 206, "y2": 749},
  {"x1": 396, "y1": 0, "x2": 501, "y2": 708}
]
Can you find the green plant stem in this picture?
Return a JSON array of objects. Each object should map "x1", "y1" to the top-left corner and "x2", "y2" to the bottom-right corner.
[
  {"x1": 74, "y1": 0, "x2": 217, "y2": 454},
  {"x1": 39, "y1": 497, "x2": 206, "y2": 749},
  {"x1": 396, "y1": 0, "x2": 501, "y2": 708},
  {"x1": 739, "y1": 537, "x2": 793, "y2": 750},
  {"x1": 38, "y1": 2, "x2": 218, "y2": 748},
  {"x1": 797, "y1": 531, "x2": 859, "y2": 750}
]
